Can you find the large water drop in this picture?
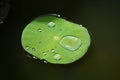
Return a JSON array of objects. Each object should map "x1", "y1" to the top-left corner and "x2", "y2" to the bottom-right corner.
[{"x1": 60, "y1": 36, "x2": 81, "y2": 51}]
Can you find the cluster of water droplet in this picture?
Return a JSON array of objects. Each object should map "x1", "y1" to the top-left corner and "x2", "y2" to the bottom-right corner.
[
  {"x1": 26, "y1": 46, "x2": 62, "y2": 63},
  {"x1": 37, "y1": 21, "x2": 56, "y2": 33},
  {"x1": 42, "y1": 49, "x2": 61, "y2": 61},
  {"x1": 26, "y1": 46, "x2": 36, "y2": 51}
]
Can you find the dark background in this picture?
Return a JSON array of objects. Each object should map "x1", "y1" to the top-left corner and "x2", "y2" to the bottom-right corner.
[{"x1": 1, "y1": 0, "x2": 120, "y2": 80}]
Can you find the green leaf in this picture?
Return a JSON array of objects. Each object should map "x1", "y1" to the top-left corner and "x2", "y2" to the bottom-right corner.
[{"x1": 21, "y1": 15, "x2": 91, "y2": 64}]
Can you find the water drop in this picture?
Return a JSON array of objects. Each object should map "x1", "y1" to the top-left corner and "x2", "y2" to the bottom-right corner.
[
  {"x1": 26, "y1": 54, "x2": 33, "y2": 59},
  {"x1": 60, "y1": 36, "x2": 81, "y2": 51},
  {"x1": 26, "y1": 46, "x2": 30, "y2": 50},
  {"x1": 48, "y1": 22, "x2": 55, "y2": 28},
  {"x1": 31, "y1": 48, "x2": 35, "y2": 51},
  {"x1": 33, "y1": 56, "x2": 38, "y2": 59},
  {"x1": 57, "y1": 14, "x2": 60, "y2": 17},
  {"x1": 37, "y1": 28, "x2": 42, "y2": 32},
  {"x1": 53, "y1": 54, "x2": 61, "y2": 61},
  {"x1": 53, "y1": 36, "x2": 59, "y2": 40},
  {"x1": 43, "y1": 52, "x2": 47, "y2": 56},
  {"x1": 43, "y1": 60, "x2": 48, "y2": 64},
  {"x1": 51, "y1": 49, "x2": 55, "y2": 53},
  {"x1": 48, "y1": 14, "x2": 61, "y2": 18}
]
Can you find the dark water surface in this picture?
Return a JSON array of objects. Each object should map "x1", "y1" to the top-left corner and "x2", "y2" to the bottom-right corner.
[{"x1": 1, "y1": 0, "x2": 120, "y2": 80}]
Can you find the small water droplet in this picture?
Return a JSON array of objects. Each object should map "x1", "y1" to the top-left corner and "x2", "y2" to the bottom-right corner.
[
  {"x1": 48, "y1": 14, "x2": 61, "y2": 18},
  {"x1": 26, "y1": 54, "x2": 33, "y2": 59},
  {"x1": 43, "y1": 60, "x2": 48, "y2": 64},
  {"x1": 26, "y1": 46, "x2": 30, "y2": 50},
  {"x1": 57, "y1": 15, "x2": 61, "y2": 17},
  {"x1": 37, "y1": 28, "x2": 42, "y2": 32},
  {"x1": 33, "y1": 56, "x2": 38, "y2": 59},
  {"x1": 31, "y1": 48, "x2": 35, "y2": 51},
  {"x1": 51, "y1": 49, "x2": 55, "y2": 53},
  {"x1": 53, "y1": 36, "x2": 59, "y2": 40},
  {"x1": 43, "y1": 52, "x2": 47, "y2": 56},
  {"x1": 79, "y1": 24, "x2": 82, "y2": 26},
  {"x1": 48, "y1": 22, "x2": 55, "y2": 28},
  {"x1": 53, "y1": 54, "x2": 61, "y2": 61}
]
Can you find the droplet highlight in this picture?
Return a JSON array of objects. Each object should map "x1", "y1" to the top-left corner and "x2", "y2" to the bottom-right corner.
[
  {"x1": 43, "y1": 60, "x2": 48, "y2": 64},
  {"x1": 51, "y1": 49, "x2": 55, "y2": 53},
  {"x1": 43, "y1": 52, "x2": 47, "y2": 56},
  {"x1": 48, "y1": 22, "x2": 55, "y2": 28},
  {"x1": 53, "y1": 54, "x2": 61, "y2": 61},
  {"x1": 60, "y1": 36, "x2": 81, "y2": 51},
  {"x1": 33, "y1": 56, "x2": 38, "y2": 59},
  {"x1": 48, "y1": 14, "x2": 61, "y2": 18},
  {"x1": 37, "y1": 28, "x2": 42, "y2": 32}
]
